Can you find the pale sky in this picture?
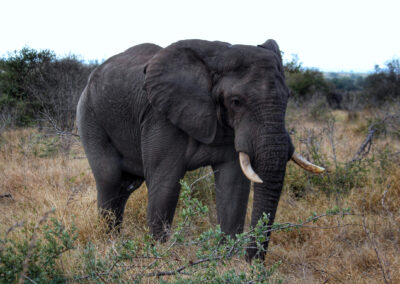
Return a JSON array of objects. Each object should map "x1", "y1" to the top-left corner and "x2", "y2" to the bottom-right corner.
[{"x1": 1, "y1": 0, "x2": 399, "y2": 72}]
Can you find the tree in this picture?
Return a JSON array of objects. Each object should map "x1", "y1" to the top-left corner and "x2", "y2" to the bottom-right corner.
[
  {"x1": 0, "y1": 47, "x2": 96, "y2": 128},
  {"x1": 0, "y1": 47, "x2": 55, "y2": 125},
  {"x1": 364, "y1": 58, "x2": 400, "y2": 103},
  {"x1": 285, "y1": 68, "x2": 329, "y2": 100}
]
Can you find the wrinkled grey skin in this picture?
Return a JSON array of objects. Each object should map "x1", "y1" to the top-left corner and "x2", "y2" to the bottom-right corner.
[{"x1": 77, "y1": 39, "x2": 294, "y2": 260}]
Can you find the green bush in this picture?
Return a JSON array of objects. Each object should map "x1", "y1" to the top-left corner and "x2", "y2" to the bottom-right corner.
[
  {"x1": 286, "y1": 69, "x2": 329, "y2": 101},
  {"x1": 364, "y1": 59, "x2": 400, "y2": 103},
  {"x1": 0, "y1": 216, "x2": 77, "y2": 283},
  {"x1": 0, "y1": 47, "x2": 54, "y2": 126},
  {"x1": 1, "y1": 179, "x2": 354, "y2": 282},
  {"x1": 0, "y1": 47, "x2": 96, "y2": 128}
]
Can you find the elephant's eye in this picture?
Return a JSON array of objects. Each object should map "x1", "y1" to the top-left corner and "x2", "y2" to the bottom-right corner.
[{"x1": 230, "y1": 98, "x2": 242, "y2": 109}]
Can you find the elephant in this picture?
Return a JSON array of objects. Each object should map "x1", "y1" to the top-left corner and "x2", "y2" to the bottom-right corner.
[{"x1": 76, "y1": 39, "x2": 324, "y2": 260}]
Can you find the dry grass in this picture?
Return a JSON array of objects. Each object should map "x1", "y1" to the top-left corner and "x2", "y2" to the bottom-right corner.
[{"x1": 0, "y1": 106, "x2": 399, "y2": 283}]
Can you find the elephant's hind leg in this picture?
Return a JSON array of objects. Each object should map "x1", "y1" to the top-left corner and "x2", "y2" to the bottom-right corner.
[
  {"x1": 90, "y1": 151, "x2": 143, "y2": 231},
  {"x1": 103, "y1": 172, "x2": 144, "y2": 230},
  {"x1": 79, "y1": 118, "x2": 143, "y2": 231}
]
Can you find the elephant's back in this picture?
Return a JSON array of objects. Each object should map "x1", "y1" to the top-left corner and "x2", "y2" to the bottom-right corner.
[
  {"x1": 79, "y1": 44, "x2": 162, "y2": 167},
  {"x1": 99, "y1": 43, "x2": 162, "y2": 72},
  {"x1": 85, "y1": 43, "x2": 162, "y2": 123}
]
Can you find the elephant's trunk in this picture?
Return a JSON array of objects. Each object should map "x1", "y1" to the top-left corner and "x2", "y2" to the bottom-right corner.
[
  {"x1": 246, "y1": 130, "x2": 289, "y2": 260},
  {"x1": 242, "y1": 137, "x2": 325, "y2": 260}
]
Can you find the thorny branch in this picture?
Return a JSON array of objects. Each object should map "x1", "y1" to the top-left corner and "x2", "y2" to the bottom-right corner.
[
  {"x1": 0, "y1": 110, "x2": 14, "y2": 135},
  {"x1": 361, "y1": 208, "x2": 392, "y2": 284},
  {"x1": 40, "y1": 111, "x2": 80, "y2": 138},
  {"x1": 0, "y1": 222, "x2": 25, "y2": 253},
  {"x1": 350, "y1": 125, "x2": 376, "y2": 164},
  {"x1": 76, "y1": 211, "x2": 358, "y2": 281},
  {"x1": 0, "y1": 193, "x2": 14, "y2": 200},
  {"x1": 350, "y1": 114, "x2": 400, "y2": 164},
  {"x1": 138, "y1": 211, "x2": 357, "y2": 279}
]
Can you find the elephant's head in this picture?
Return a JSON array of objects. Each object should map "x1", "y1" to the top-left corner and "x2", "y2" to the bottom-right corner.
[{"x1": 144, "y1": 39, "x2": 324, "y2": 259}]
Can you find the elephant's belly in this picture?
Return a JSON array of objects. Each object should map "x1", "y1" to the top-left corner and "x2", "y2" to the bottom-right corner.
[
  {"x1": 121, "y1": 156, "x2": 145, "y2": 178},
  {"x1": 107, "y1": 128, "x2": 145, "y2": 178}
]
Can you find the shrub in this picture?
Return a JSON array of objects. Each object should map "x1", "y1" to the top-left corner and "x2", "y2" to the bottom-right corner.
[
  {"x1": 0, "y1": 215, "x2": 78, "y2": 283},
  {"x1": 1, "y1": 181, "x2": 284, "y2": 283},
  {"x1": 0, "y1": 47, "x2": 54, "y2": 126},
  {"x1": 364, "y1": 59, "x2": 400, "y2": 103},
  {"x1": 288, "y1": 117, "x2": 374, "y2": 197},
  {"x1": 0, "y1": 47, "x2": 96, "y2": 129},
  {"x1": 286, "y1": 69, "x2": 329, "y2": 101}
]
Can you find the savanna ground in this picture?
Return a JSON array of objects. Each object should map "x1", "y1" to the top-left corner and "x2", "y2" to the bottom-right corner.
[{"x1": 0, "y1": 101, "x2": 399, "y2": 283}]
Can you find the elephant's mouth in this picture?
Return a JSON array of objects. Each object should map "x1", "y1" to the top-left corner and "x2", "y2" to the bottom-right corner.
[{"x1": 238, "y1": 151, "x2": 325, "y2": 184}]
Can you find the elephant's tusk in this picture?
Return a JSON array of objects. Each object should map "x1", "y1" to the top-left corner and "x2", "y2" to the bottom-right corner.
[
  {"x1": 291, "y1": 151, "x2": 325, "y2": 174},
  {"x1": 239, "y1": 152, "x2": 263, "y2": 183}
]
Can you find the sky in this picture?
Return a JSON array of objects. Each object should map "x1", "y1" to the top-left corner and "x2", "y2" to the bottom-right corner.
[{"x1": 1, "y1": 0, "x2": 399, "y2": 72}]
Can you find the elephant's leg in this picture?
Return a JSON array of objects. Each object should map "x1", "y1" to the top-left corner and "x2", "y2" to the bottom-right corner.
[
  {"x1": 79, "y1": 121, "x2": 143, "y2": 231},
  {"x1": 141, "y1": 123, "x2": 187, "y2": 242},
  {"x1": 104, "y1": 172, "x2": 144, "y2": 229},
  {"x1": 94, "y1": 161, "x2": 144, "y2": 230},
  {"x1": 91, "y1": 155, "x2": 144, "y2": 230},
  {"x1": 212, "y1": 158, "x2": 250, "y2": 237},
  {"x1": 146, "y1": 177, "x2": 183, "y2": 241}
]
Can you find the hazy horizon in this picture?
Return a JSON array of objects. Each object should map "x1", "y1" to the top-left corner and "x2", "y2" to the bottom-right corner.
[{"x1": 1, "y1": 0, "x2": 399, "y2": 73}]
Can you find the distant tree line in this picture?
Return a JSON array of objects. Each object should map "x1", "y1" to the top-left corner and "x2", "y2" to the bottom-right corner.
[
  {"x1": 364, "y1": 61, "x2": 400, "y2": 103},
  {"x1": 0, "y1": 47, "x2": 399, "y2": 131},
  {"x1": 0, "y1": 47, "x2": 97, "y2": 129},
  {"x1": 284, "y1": 55, "x2": 400, "y2": 109}
]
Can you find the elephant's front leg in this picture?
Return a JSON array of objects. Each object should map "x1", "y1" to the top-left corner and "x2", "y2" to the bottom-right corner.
[
  {"x1": 212, "y1": 158, "x2": 250, "y2": 237},
  {"x1": 141, "y1": 122, "x2": 187, "y2": 242},
  {"x1": 145, "y1": 175, "x2": 184, "y2": 241}
]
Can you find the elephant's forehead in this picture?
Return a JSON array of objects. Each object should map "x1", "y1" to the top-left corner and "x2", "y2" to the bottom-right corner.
[
  {"x1": 214, "y1": 47, "x2": 278, "y2": 75},
  {"x1": 217, "y1": 70, "x2": 272, "y2": 96}
]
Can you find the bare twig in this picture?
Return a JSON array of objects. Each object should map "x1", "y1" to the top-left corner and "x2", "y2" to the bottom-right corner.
[
  {"x1": 0, "y1": 222, "x2": 26, "y2": 253},
  {"x1": 22, "y1": 275, "x2": 38, "y2": 284},
  {"x1": 40, "y1": 111, "x2": 79, "y2": 138},
  {"x1": 324, "y1": 117, "x2": 338, "y2": 169},
  {"x1": 4, "y1": 222, "x2": 25, "y2": 238},
  {"x1": 306, "y1": 262, "x2": 344, "y2": 284},
  {"x1": 298, "y1": 127, "x2": 326, "y2": 167},
  {"x1": 361, "y1": 209, "x2": 392, "y2": 284},
  {"x1": 0, "y1": 109, "x2": 14, "y2": 134},
  {"x1": 350, "y1": 114, "x2": 400, "y2": 164},
  {"x1": 189, "y1": 170, "x2": 216, "y2": 190},
  {"x1": 65, "y1": 185, "x2": 84, "y2": 206},
  {"x1": 0, "y1": 193, "x2": 14, "y2": 200},
  {"x1": 140, "y1": 257, "x2": 222, "y2": 277},
  {"x1": 381, "y1": 183, "x2": 392, "y2": 218},
  {"x1": 350, "y1": 126, "x2": 376, "y2": 164}
]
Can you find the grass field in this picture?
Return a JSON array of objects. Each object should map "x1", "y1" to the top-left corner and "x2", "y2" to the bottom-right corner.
[{"x1": 0, "y1": 104, "x2": 399, "y2": 283}]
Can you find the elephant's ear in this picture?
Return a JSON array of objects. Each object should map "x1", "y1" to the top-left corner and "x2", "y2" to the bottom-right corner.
[
  {"x1": 144, "y1": 41, "x2": 217, "y2": 144},
  {"x1": 258, "y1": 39, "x2": 284, "y2": 76}
]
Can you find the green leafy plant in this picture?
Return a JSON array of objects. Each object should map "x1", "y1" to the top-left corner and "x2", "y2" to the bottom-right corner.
[
  {"x1": 1, "y1": 179, "x2": 355, "y2": 282},
  {"x1": 0, "y1": 214, "x2": 78, "y2": 283}
]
